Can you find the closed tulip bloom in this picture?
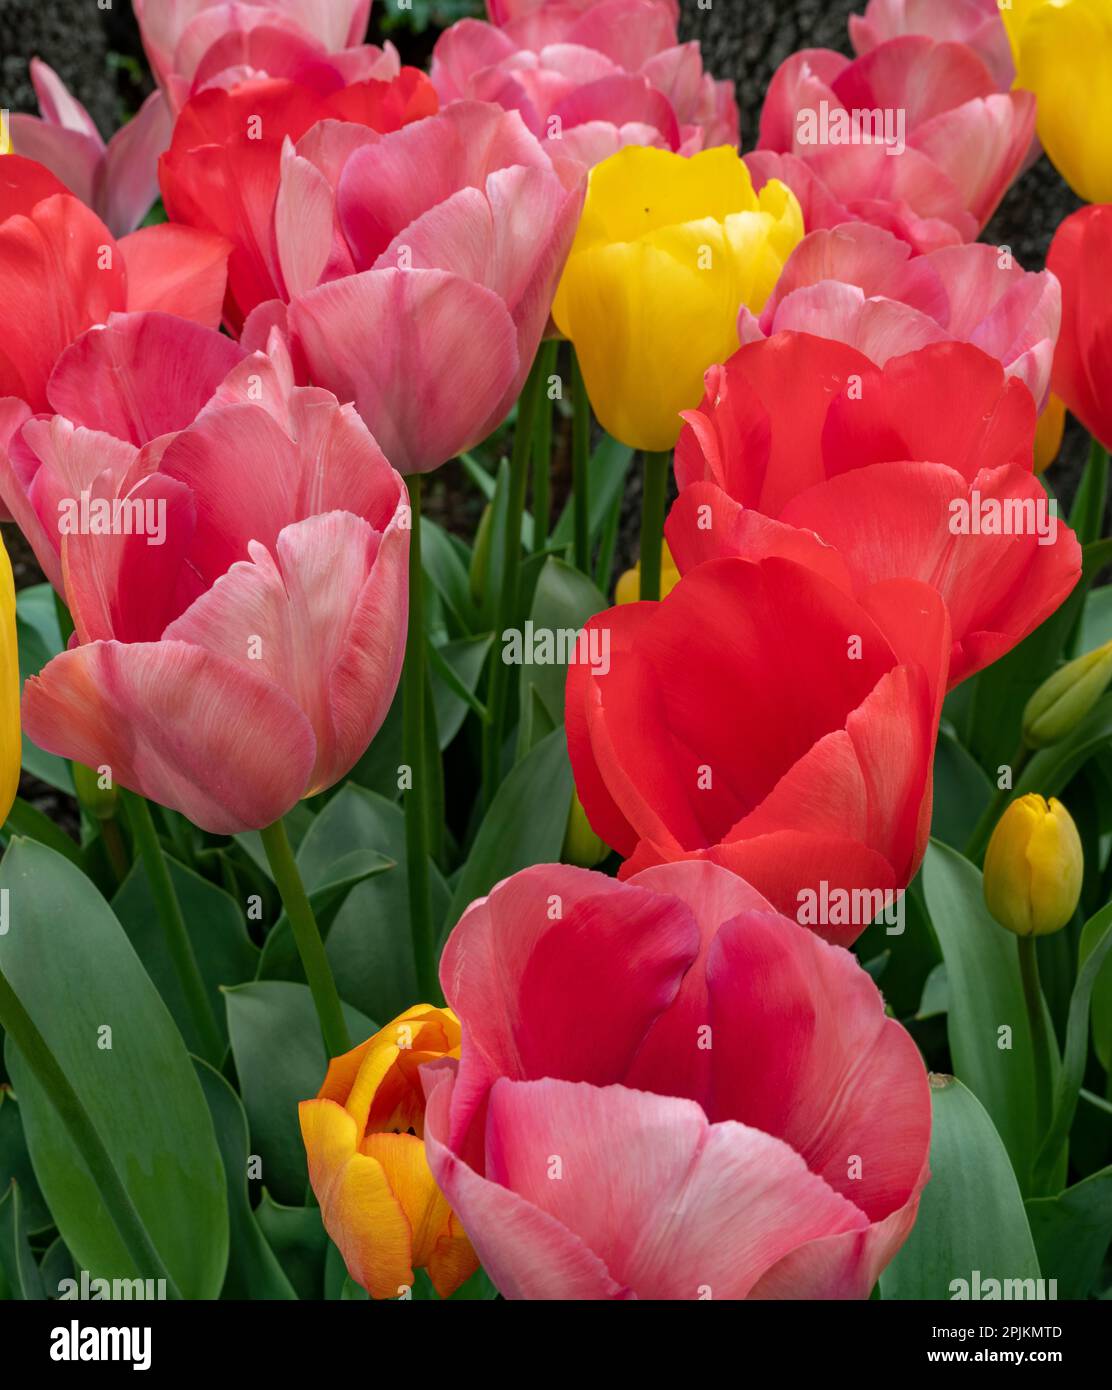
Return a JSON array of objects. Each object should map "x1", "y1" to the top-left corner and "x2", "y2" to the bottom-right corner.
[
  {"x1": 1048, "y1": 206, "x2": 1112, "y2": 452},
  {"x1": 0, "y1": 157, "x2": 231, "y2": 413},
  {"x1": 1023, "y1": 641, "x2": 1112, "y2": 749},
  {"x1": 300, "y1": 1005, "x2": 478, "y2": 1300},
  {"x1": 18, "y1": 334, "x2": 409, "y2": 834},
  {"x1": 0, "y1": 537, "x2": 20, "y2": 827},
  {"x1": 552, "y1": 145, "x2": 803, "y2": 452},
  {"x1": 984, "y1": 795, "x2": 1084, "y2": 937},
  {"x1": 566, "y1": 553, "x2": 951, "y2": 938},
  {"x1": 423, "y1": 860, "x2": 931, "y2": 1299},
  {"x1": 667, "y1": 336, "x2": 1081, "y2": 686},
  {"x1": 743, "y1": 223, "x2": 1061, "y2": 411},
  {"x1": 1004, "y1": 0, "x2": 1112, "y2": 203}
]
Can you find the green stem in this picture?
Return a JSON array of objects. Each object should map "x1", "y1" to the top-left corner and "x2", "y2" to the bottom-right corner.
[
  {"x1": 639, "y1": 450, "x2": 671, "y2": 603},
  {"x1": 1018, "y1": 934, "x2": 1053, "y2": 1188},
  {"x1": 100, "y1": 815, "x2": 131, "y2": 886},
  {"x1": 482, "y1": 355, "x2": 547, "y2": 808},
  {"x1": 0, "y1": 968, "x2": 182, "y2": 1296},
  {"x1": 1070, "y1": 437, "x2": 1110, "y2": 546},
  {"x1": 571, "y1": 349, "x2": 591, "y2": 574},
  {"x1": 403, "y1": 476, "x2": 437, "y2": 1002},
  {"x1": 531, "y1": 340, "x2": 558, "y2": 554},
  {"x1": 258, "y1": 819, "x2": 351, "y2": 1058},
  {"x1": 122, "y1": 792, "x2": 223, "y2": 1065}
]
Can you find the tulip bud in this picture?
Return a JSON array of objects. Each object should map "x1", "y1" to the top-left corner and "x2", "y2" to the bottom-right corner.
[
  {"x1": 615, "y1": 541, "x2": 681, "y2": 605},
  {"x1": 1034, "y1": 394, "x2": 1066, "y2": 475},
  {"x1": 1022, "y1": 640, "x2": 1112, "y2": 748},
  {"x1": 72, "y1": 761, "x2": 119, "y2": 821},
  {"x1": 562, "y1": 791, "x2": 609, "y2": 868},
  {"x1": 984, "y1": 795, "x2": 1083, "y2": 937}
]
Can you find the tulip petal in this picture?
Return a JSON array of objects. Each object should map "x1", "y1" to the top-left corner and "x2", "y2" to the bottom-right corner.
[
  {"x1": 119, "y1": 223, "x2": 231, "y2": 327},
  {"x1": 23, "y1": 639, "x2": 316, "y2": 833},
  {"x1": 102, "y1": 90, "x2": 173, "y2": 236}
]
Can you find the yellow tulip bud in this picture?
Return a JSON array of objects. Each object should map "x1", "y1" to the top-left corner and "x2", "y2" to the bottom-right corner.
[
  {"x1": 553, "y1": 145, "x2": 804, "y2": 452},
  {"x1": 1023, "y1": 641, "x2": 1112, "y2": 748},
  {"x1": 615, "y1": 540, "x2": 682, "y2": 604},
  {"x1": 0, "y1": 538, "x2": 19, "y2": 827},
  {"x1": 562, "y1": 791, "x2": 609, "y2": 868},
  {"x1": 984, "y1": 795, "x2": 1083, "y2": 937},
  {"x1": 299, "y1": 1005, "x2": 477, "y2": 1300},
  {"x1": 1005, "y1": 0, "x2": 1112, "y2": 203},
  {"x1": 1034, "y1": 394, "x2": 1066, "y2": 475}
]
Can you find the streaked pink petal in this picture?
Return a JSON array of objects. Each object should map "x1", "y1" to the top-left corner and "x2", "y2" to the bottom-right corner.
[{"x1": 102, "y1": 90, "x2": 173, "y2": 236}]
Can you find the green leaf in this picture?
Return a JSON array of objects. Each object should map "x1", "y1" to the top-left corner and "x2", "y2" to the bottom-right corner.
[
  {"x1": 431, "y1": 635, "x2": 492, "y2": 748},
  {"x1": 2, "y1": 797, "x2": 83, "y2": 867},
  {"x1": 0, "y1": 839, "x2": 228, "y2": 1298},
  {"x1": 0, "y1": 1181, "x2": 46, "y2": 1299},
  {"x1": 112, "y1": 856, "x2": 259, "y2": 1051},
  {"x1": 0, "y1": 1088, "x2": 50, "y2": 1235},
  {"x1": 15, "y1": 585, "x2": 72, "y2": 793},
  {"x1": 1082, "y1": 909, "x2": 1112, "y2": 1074},
  {"x1": 1080, "y1": 583, "x2": 1112, "y2": 652},
  {"x1": 422, "y1": 518, "x2": 478, "y2": 636},
  {"x1": 446, "y1": 726, "x2": 573, "y2": 934},
  {"x1": 880, "y1": 1076, "x2": 1041, "y2": 1300},
  {"x1": 192, "y1": 1059, "x2": 297, "y2": 1301},
  {"x1": 1026, "y1": 1164, "x2": 1112, "y2": 1300},
  {"x1": 931, "y1": 732, "x2": 992, "y2": 848},
  {"x1": 39, "y1": 1235, "x2": 74, "y2": 1294},
  {"x1": 551, "y1": 435, "x2": 635, "y2": 550},
  {"x1": 516, "y1": 558, "x2": 606, "y2": 761},
  {"x1": 1034, "y1": 904, "x2": 1112, "y2": 1187},
  {"x1": 224, "y1": 980, "x2": 374, "y2": 1206},
  {"x1": 254, "y1": 1193, "x2": 328, "y2": 1301},
  {"x1": 1016, "y1": 693, "x2": 1112, "y2": 806},
  {"x1": 922, "y1": 841, "x2": 1048, "y2": 1190}
]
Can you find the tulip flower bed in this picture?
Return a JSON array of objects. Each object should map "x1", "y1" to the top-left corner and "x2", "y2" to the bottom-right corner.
[{"x1": 0, "y1": 0, "x2": 1111, "y2": 1324}]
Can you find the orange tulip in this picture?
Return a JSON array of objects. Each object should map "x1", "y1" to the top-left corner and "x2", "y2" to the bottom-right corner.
[{"x1": 299, "y1": 1004, "x2": 478, "y2": 1299}]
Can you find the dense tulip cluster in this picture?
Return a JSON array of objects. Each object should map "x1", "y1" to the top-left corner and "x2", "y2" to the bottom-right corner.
[{"x1": 0, "y1": 0, "x2": 1109, "y2": 1319}]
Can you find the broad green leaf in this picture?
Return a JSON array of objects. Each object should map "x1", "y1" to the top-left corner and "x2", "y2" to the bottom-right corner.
[
  {"x1": 880, "y1": 1076, "x2": 1040, "y2": 1300},
  {"x1": 1026, "y1": 1164, "x2": 1112, "y2": 1300},
  {"x1": 1080, "y1": 583, "x2": 1112, "y2": 652},
  {"x1": 15, "y1": 585, "x2": 72, "y2": 793},
  {"x1": 254, "y1": 1193, "x2": 328, "y2": 1301},
  {"x1": 0, "y1": 839, "x2": 228, "y2": 1298},
  {"x1": 112, "y1": 856, "x2": 259, "y2": 1051},
  {"x1": 225, "y1": 980, "x2": 374, "y2": 1206},
  {"x1": 192, "y1": 1059, "x2": 297, "y2": 1301},
  {"x1": 431, "y1": 635, "x2": 492, "y2": 749},
  {"x1": 0, "y1": 1181, "x2": 46, "y2": 1299},
  {"x1": 39, "y1": 1236, "x2": 74, "y2": 1294},
  {"x1": 1081, "y1": 908, "x2": 1112, "y2": 1073},
  {"x1": 0, "y1": 1088, "x2": 50, "y2": 1234},
  {"x1": 917, "y1": 963, "x2": 949, "y2": 1021},
  {"x1": 2, "y1": 797, "x2": 83, "y2": 868},
  {"x1": 516, "y1": 557, "x2": 606, "y2": 762},
  {"x1": 551, "y1": 434, "x2": 635, "y2": 550},
  {"x1": 932, "y1": 732, "x2": 992, "y2": 848},
  {"x1": 422, "y1": 518, "x2": 478, "y2": 636},
  {"x1": 446, "y1": 726, "x2": 573, "y2": 934},
  {"x1": 922, "y1": 841, "x2": 1048, "y2": 1190}
]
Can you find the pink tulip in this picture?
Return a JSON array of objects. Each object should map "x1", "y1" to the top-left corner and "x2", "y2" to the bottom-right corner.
[
  {"x1": 8, "y1": 60, "x2": 171, "y2": 236},
  {"x1": 487, "y1": 0, "x2": 680, "y2": 24},
  {"x1": 431, "y1": 0, "x2": 738, "y2": 169},
  {"x1": 133, "y1": 0, "x2": 379, "y2": 111},
  {"x1": 16, "y1": 328, "x2": 409, "y2": 835},
  {"x1": 248, "y1": 102, "x2": 585, "y2": 473},
  {"x1": 850, "y1": 0, "x2": 1015, "y2": 90},
  {"x1": 754, "y1": 37, "x2": 1034, "y2": 250},
  {"x1": 0, "y1": 157, "x2": 230, "y2": 414},
  {"x1": 740, "y1": 222, "x2": 1061, "y2": 409},
  {"x1": 422, "y1": 859, "x2": 931, "y2": 1299}
]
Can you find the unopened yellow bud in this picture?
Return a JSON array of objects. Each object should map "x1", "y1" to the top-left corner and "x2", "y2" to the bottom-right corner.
[{"x1": 984, "y1": 795, "x2": 1083, "y2": 937}]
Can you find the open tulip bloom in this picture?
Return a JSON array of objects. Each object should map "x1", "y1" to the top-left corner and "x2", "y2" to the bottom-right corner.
[{"x1": 0, "y1": 0, "x2": 1111, "y2": 1332}]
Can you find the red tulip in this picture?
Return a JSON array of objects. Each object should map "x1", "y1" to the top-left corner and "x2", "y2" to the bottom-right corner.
[
  {"x1": 565, "y1": 552, "x2": 950, "y2": 935},
  {"x1": 1048, "y1": 205, "x2": 1112, "y2": 452},
  {"x1": 0, "y1": 157, "x2": 230, "y2": 413},
  {"x1": 432, "y1": 0, "x2": 738, "y2": 170},
  {"x1": 18, "y1": 331, "x2": 409, "y2": 834},
  {"x1": 667, "y1": 335, "x2": 1081, "y2": 686},
  {"x1": 423, "y1": 859, "x2": 931, "y2": 1299},
  {"x1": 754, "y1": 38, "x2": 1034, "y2": 251},
  {"x1": 251, "y1": 102, "x2": 585, "y2": 473},
  {"x1": 159, "y1": 70, "x2": 438, "y2": 329}
]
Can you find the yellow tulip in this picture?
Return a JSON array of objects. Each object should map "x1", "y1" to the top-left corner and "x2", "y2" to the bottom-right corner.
[
  {"x1": 983, "y1": 794, "x2": 1084, "y2": 937},
  {"x1": 615, "y1": 540, "x2": 682, "y2": 604},
  {"x1": 1022, "y1": 640, "x2": 1112, "y2": 748},
  {"x1": 1033, "y1": 394, "x2": 1066, "y2": 475},
  {"x1": 553, "y1": 146, "x2": 804, "y2": 452},
  {"x1": 299, "y1": 1004, "x2": 478, "y2": 1299},
  {"x1": 0, "y1": 538, "x2": 19, "y2": 827},
  {"x1": 1004, "y1": 0, "x2": 1112, "y2": 203}
]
